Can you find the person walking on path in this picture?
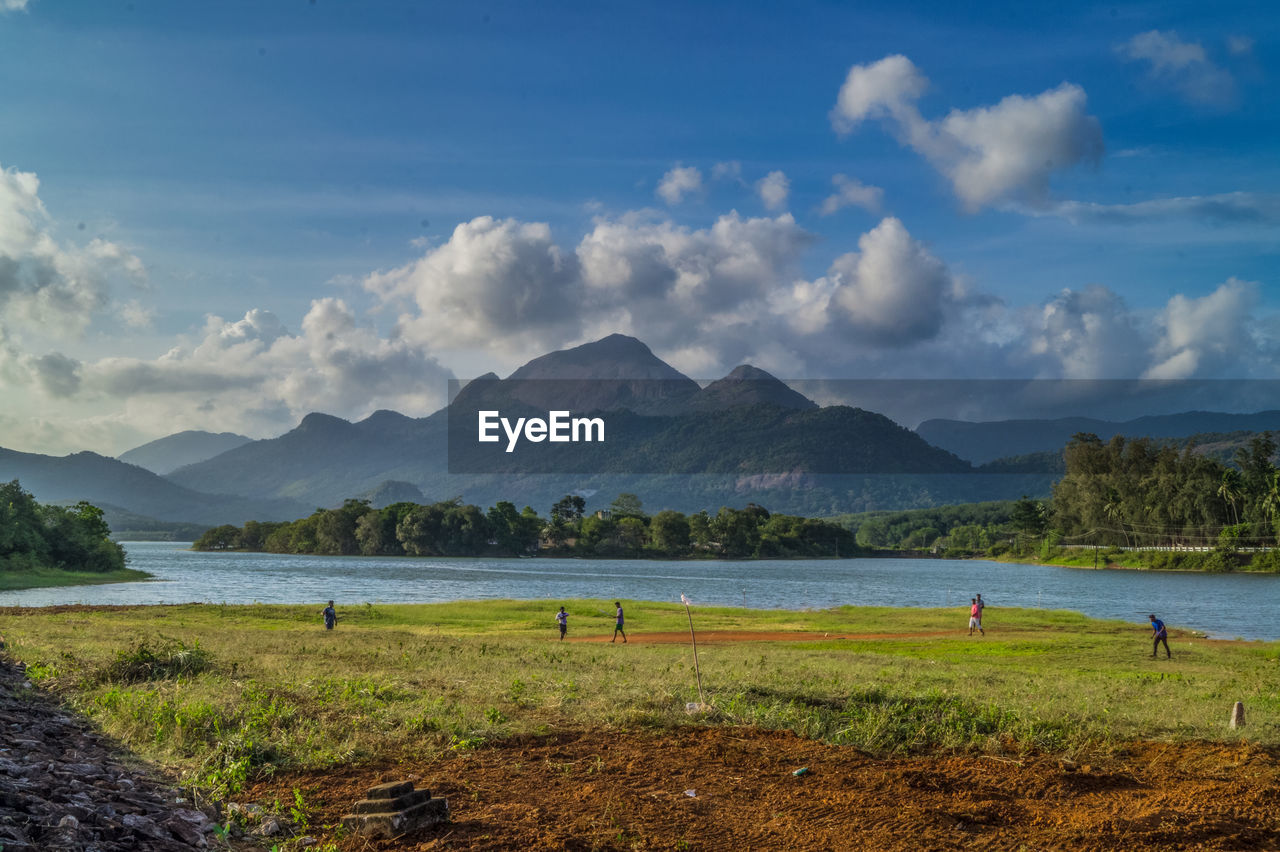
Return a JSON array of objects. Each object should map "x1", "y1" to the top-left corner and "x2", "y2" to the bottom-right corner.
[
  {"x1": 556, "y1": 606, "x2": 568, "y2": 641},
  {"x1": 975, "y1": 593, "x2": 985, "y2": 620},
  {"x1": 611, "y1": 601, "x2": 627, "y2": 643},
  {"x1": 321, "y1": 600, "x2": 337, "y2": 631},
  {"x1": 968, "y1": 598, "x2": 984, "y2": 636},
  {"x1": 1149, "y1": 614, "x2": 1171, "y2": 659}
]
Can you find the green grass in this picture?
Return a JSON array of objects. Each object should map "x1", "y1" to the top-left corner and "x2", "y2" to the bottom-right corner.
[
  {"x1": 0, "y1": 567, "x2": 151, "y2": 591},
  {"x1": 4, "y1": 601, "x2": 1278, "y2": 795}
]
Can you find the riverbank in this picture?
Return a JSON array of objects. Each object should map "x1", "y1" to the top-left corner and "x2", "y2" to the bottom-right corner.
[{"x1": 0, "y1": 567, "x2": 152, "y2": 592}]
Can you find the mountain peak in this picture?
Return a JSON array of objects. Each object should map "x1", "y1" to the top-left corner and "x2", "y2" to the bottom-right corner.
[
  {"x1": 508, "y1": 334, "x2": 691, "y2": 382},
  {"x1": 296, "y1": 412, "x2": 355, "y2": 434},
  {"x1": 695, "y1": 365, "x2": 817, "y2": 411}
]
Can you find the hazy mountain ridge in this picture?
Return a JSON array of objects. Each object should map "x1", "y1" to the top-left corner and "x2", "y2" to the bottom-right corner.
[
  {"x1": 117, "y1": 430, "x2": 252, "y2": 474},
  {"x1": 0, "y1": 447, "x2": 311, "y2": 525},
  {"x1": 917, "y1": 411, "x2": 1280, "y2": 464}
]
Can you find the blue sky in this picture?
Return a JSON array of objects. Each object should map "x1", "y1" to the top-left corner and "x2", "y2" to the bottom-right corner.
[{"x1": 0, "y1": 0, "x2": 1277, "y2": 454}]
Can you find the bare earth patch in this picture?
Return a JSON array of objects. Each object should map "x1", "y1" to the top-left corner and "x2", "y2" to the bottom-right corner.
[{"x1": 247, "y1": 728, "x2": 1280, "y2": 851}]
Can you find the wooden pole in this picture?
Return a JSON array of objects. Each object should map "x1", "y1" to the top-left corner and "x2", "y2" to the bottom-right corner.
[{"x1": 682, "y1": 594, "x2": 706, "y2": 708}]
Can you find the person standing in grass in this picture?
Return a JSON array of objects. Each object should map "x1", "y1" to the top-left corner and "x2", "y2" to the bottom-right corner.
[
  {"x1": 321, "y1": 600, "x2": 337, "y2": 631},
  {"x1": 612, "y1": 601, "x2": 627, "y2": 643},
  {"x1": 556, "y1": 606, "x2": 568, "y2": 641},
  {"x1": 968, "y1": 598, "x2": 984, "y2": 636},
  {"x1": 1149, "y1": 614, "x2": 1171, "y2": 659}
]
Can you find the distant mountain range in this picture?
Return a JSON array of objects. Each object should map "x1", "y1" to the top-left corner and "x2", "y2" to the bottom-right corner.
[
  {"x1": 9, "y1": 333, "x2": 1280, "y2": 529},
  {"x1": 918, "y1": 411, "x2": 1280, "y2": 464},
  {"x1": 0, "y1": 447, "x2": 310, "y2": 526},
  {"x1": 118, "y1": 430, "x2": 252, "y2": 474}
]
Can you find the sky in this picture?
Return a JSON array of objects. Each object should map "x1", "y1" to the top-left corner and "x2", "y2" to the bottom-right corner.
[{"x1": 1, "y1": 0, "x2": 1277, "y2": 455}]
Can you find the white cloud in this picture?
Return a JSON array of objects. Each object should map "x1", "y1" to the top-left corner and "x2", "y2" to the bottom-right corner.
[
  {"x1": 830, "y1": 55, "x2": 1103, "y2": 210},
  {"x1": 829, "y1": 54, "x2": 928, "y2": 136},
  {"x1": 77, "y1": 300, "x2": 455, "y2": 441},
  {"x1": 656, "y1": 165, "x2": 704, "y2": 205},
  {"x1": 827, "y1": 217, "x2": 956, "y2": 345},
  {"x1": 118, "y1": 299, "x2": 156, "y2": 329},
  {"x1": 1026, "y1": 286, "x2": 1147, "y2": 379},
  {"x1": 819, "y1": 174, "x2": 884, "y2": 216},
  {"x1": 1119, "y1": 30, "x2": 1236, "y2": 107},
  {"x1": 755, "y1": 171, "x2": 790, "y2": 211},
  {"x1": 0, "y1": 163, "x2": 146, "y2": 337},
  {"x1": 1145, "y1": 279, "x2": 1259, "y2": 379},
  {"x1": 364, "y1": 215, "x2": 582, "y2": 354},
  {"x1": 711, "y1": 161, "x2": 744, "y2": 184},
  {"x1": 1035, "y1": 192, "x2": 1280, "y2": 226},
  {"x1": 0, "y1": 0, "x2": 29, "y2": 12}
]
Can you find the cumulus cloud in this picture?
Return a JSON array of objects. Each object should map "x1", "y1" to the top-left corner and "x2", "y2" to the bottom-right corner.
[
  {"x1": 819, "y1": 174, "x2": 884, "y2": 216},
  {"x1": 0, "y1": 163, "x2": 146, "y2": 337},
  {"x1": 1120, "y1": 30, "x2": 1236, "y2": 106},
  {"x1": 1026, "y1": 286, "x2": 1148, "y2": 379},
  {"x1": 80, "y1": 300, "x2": 455, "y2": 439},
  {"x1": 826, "y1": 217, "x2": 956, "y2": 345},
  {"x1": 656, "y1": 165, "x2": 703, "y2": 205},
  {"x1": 1145, "y1": 279, "x2": 1259, "y2": 379},
  {"x1": 364, "y1": 215, "x2": 581, "y2": 354},
  {"x1": 830, "y1": 55, "x2": 1103, "y2": 210},
  {"x1": 755, "y1": 171, "x2": 790, "y2": 211}
]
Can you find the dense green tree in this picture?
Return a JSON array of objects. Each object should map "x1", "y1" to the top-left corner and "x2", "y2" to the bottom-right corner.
[
  {"x1": 650, "y1": 510, "x2": 690, "y2": 552},
  {"x1": 0, "y1": 481, "x2": 124, "y2": 573}
]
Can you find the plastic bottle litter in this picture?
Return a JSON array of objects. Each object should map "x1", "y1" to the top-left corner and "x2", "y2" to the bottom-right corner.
[
  {"x1": 684, "y1": 789, "x2": 696, "y2": 798},
  {"x1": 792, "y1": 767, "x2": 811, "y2": 776}
]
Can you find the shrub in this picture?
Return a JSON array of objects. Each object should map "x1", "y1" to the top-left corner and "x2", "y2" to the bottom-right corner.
[{"x1": 99, "y1": 639, "x2": 213, "y2": 684}]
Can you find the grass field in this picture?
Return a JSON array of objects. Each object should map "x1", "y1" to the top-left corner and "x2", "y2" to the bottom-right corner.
[
  {"x1": 3, "y1": 601, "x2": 1277, "y2": 796},
  {"x1": 0, "y1": 567, "x2": 152, "y2": 591}
]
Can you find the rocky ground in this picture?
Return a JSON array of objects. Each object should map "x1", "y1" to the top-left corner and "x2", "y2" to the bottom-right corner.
[{"x1": 0, "y1": 658, "x2": 220, "y2": 851}]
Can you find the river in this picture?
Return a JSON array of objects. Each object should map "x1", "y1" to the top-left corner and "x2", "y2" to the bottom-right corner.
[{"x1": 1, "y1": 542, "x2": 1277, "y2": 640}]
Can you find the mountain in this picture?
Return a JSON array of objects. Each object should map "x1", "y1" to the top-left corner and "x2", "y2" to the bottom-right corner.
[
  {"x1": 164, "y1": 334, "x2": 982, "y2": 514},
  {"x1": 118, "y1": 430, "x2": 252, "y2": 474},
  {"x1": 917, "y1": 411, "x2": 1280, "y2": 464},
  {"x1": 498, "y1": 334, "x2": 702, "y2": 414},
  {"x1": 0, "y1": 447, "x2": 310, "y2": 525},
  {"x1": 692, "y1": 365, "x2": 817, "y2": 411},
  {"x1": 166, "y1": 410, "x2": 448, "y2": 508}
]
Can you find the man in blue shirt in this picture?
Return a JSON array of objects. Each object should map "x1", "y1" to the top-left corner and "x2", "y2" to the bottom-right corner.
[
  {"x1": 322, "y1": 600, "x2": 337, "y2": 631},
  {"x1": 1149, "y1": 614, "x2": 1170, "y2": 659}
]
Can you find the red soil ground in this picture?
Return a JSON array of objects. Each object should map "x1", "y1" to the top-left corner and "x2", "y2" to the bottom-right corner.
[{"x1": 247, "y1": 727, "x2": 1280, "y2": 851}]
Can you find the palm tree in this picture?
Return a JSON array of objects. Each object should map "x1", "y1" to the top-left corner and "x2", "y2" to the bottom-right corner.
[
  {"x1": 1102, "y1": 488, "x2": 1130, "y2": 548},
  {"x1": 1218, "y1": 469, "x2": 1242, "y2": 526}
]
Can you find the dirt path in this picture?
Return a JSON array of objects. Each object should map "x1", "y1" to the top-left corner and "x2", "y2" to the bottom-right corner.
[
  {"x1": 568, "y1": 630, "x2": 952, "y2": 644},
  {"x1": 248, "y1": 728, "x2": 1280, "y2": 851}
]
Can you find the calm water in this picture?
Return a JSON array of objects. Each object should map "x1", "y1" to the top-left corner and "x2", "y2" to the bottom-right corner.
[{"x1": 2, "y1": 542, "x2": 1278, "y2": 640}]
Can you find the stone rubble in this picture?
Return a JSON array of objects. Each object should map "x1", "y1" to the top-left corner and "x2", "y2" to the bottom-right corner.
[
  {"x1": 0, "y1": 659, "x2": 219, "y2": 851},
  {"x1": 341, "y1": 779, "x2": 448, "y2": 839}
]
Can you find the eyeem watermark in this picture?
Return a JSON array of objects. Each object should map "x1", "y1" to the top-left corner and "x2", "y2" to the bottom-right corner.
[{"x1": 478, "y1": 410, "x2": 606, "y2": 453}]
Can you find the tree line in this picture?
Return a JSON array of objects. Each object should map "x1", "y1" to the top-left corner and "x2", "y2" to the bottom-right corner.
[
  {"x1": 834, "y1": 432, "x2": 1280, "y2": 571},
  {"x1": 193, "y1": 492, "x2": 856, "y2": 559},
  {"x1": 0, "y1": 480, "x2": 126, "y2": 573}
]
